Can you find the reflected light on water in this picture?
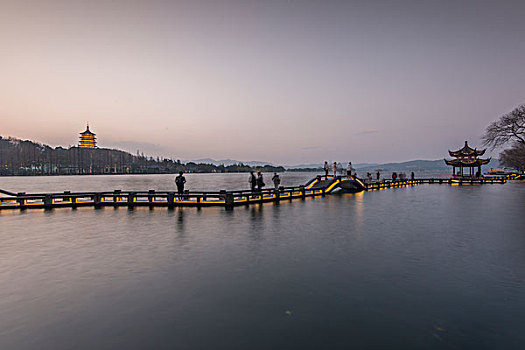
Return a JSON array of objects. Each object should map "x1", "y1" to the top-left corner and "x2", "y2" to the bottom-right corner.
[{"x1": 1, "y1": 175, "x2": 525, "y2": 349}]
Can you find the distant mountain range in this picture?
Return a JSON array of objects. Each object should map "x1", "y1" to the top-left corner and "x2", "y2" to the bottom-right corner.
[
  {"x1": 355, "y1": 159, "x2": 448, "y2": 172},
  {"x1": 186, "y1": 158, "x2": 500, "y2": 173},
  {"x1": 186, "y1": 159, "x2": 377, "y2": 169},
  {"x1": 354, "y1": 159, "x2": 499, "y2": 173},
  {"x1": 285, "y1": 162, "x2": 378, "y2": 169},
  {"x1": 184, "y1": 158, "x2": 274, "y2": 167}
]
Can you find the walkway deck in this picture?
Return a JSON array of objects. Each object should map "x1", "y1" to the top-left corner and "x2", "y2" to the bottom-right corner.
[{"x1": 0, "y1": 174, "x2": 519, "y2": 211}]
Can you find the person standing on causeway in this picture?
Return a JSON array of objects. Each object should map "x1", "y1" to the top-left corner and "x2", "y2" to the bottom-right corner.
[
  {"x1": 249, "y1": 171, "x2": 256, "y2": 192},
  {"x1": 257, "y1": 172, "x2": 265, "y2": 192},
  {"x1": 175, "y1": 171, "x2": 186, "y2": 199},
  {"x1": 272, "y1": 173, "x2": 281, "y2": 190}
]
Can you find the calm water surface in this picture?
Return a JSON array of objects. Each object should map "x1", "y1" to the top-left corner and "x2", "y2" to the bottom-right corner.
[{"x1": 1, "y1": 174, "x2": 524, "y2": 349}]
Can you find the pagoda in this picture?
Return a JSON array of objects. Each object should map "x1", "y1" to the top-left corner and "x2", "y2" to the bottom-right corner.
[
  {"x1": 444, "y1": 141, "x2": 490, "y2": 177},
  {"x1": 79, "y1": 123, "x2": 97, "y2": 148}
]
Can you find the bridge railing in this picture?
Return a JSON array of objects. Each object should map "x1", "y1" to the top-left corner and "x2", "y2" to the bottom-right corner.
[
  {"x1": 0, "y1": 176, "x2": 511, "y2": 210},
  {"x1": 362, "y1": 177, "x2": 507, "y2": 190},
  {"x1": 0, "y1": 184, "x2": 325, "y2": 209}
]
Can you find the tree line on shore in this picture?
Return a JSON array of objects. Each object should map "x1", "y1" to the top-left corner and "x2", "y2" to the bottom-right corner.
[{"x1": 0, "y1": 137, "x2": 285, "y2": 176}]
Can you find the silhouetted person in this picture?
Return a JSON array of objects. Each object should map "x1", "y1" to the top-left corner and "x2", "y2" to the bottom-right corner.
[
  {"x1": 347, "y1": 162, "x2": 353, "y2": 177},
  {"x1": 257, "y1": 172, "x2": 265, "y2": 192},
  {"x1": 392, "y1": 172, "x2": 397, "y2": 182},
  {"x1": 175, "y1": 171, "x2": 186, "y2": 198},
  {"x1": 411, "y1": 171, "x2": 415, "y2": 180},
  {"x1": 272, "y1": 173, "x2": 281, "y2": 190},
  {"x1": 376, "y1": 171, "x2": 380, "y2": 181},
  {"x1": 333, "y1": 162, "x2": 337, "y2": 177},
  {"x1": 324, "y1": 161, "x2": 329, "y2": 177},
  {"x1": 249, "y1": 171, "x2": 256, "y2": 192}
]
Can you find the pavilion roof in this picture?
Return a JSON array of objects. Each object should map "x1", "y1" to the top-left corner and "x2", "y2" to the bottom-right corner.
[
  {"x1": 444, "y1": 158, "x2": 491, "y2": 167},
  {"x1": 448, "y1": 141, "x2": 485, "y2": 157}
]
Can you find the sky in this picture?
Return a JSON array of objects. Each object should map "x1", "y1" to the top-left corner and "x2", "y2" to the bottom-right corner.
[{"x1": 1, "y1": 0, "x2": 524, "y2": 165}]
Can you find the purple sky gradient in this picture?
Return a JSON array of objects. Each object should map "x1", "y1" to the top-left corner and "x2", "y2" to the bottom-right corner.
[{"x1": 1, "y1": 0, "x2": 524, "y2": 164}]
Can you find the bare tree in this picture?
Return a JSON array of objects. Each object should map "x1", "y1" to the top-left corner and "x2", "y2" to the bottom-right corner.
[
  {"x1": 500, "y1": 144, "x2": 525, "y2": 173},
  {"x1": 482, "y1": 104, "x2": 525, "y2": 149}
]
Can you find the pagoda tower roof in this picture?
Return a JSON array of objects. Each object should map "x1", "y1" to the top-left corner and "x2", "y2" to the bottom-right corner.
[
  {"x1": 448, "y1": 141, "x2": 485, "y2": 157},
  {"x1": 80, "y1": 123, "x2": 96, "y2": 136}
]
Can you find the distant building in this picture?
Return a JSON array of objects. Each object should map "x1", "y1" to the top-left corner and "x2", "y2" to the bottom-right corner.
[
  {"x1": 79, "y1": 123, "x2": 97, "y2": 148},
  {"x1": 445, "y1": 141, "x2": 490, "y2": 177}
]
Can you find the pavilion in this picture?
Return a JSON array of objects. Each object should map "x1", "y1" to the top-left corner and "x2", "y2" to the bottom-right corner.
[{"x1": 445, "y1": 141, "x2": 490, "y2": 178}]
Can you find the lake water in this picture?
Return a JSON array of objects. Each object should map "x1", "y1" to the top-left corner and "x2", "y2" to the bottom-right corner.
[{"x1": 1, "y1": 173, "x2": 524, "y2": 349}]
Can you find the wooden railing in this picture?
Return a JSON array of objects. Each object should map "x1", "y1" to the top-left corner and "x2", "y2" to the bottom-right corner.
[
  {"x1": 0, "y1": 185, "x2": 330, "y2": 210},
  {"x1": 362, "y1": 177, "x2": 507, "y2": 190},
  {"x1": 0, "y1": 175, "x2": 514, "y2": 211}
]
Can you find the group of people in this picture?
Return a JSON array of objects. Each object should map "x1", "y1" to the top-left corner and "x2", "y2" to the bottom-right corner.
[
  {"x1": 174, "y1": 171, "x2": 283, "y2": 196},
  {"x1": 323, "y1": 161, "x2": 356, "y2": 178},
  {"x1": 391, "y1": 171, "x2": 415, "y2": 182},
  {"x1": 174, "y1": 167, "x2": 417, "y2": 195},
  {"x1": 321, "y1": 162, "x2": 417, "y2": 183},
  {"x1": 361, "y1": 171, "x2": 415, "y2": 183},
  {"x1": 248, "y1": 171, "x2": 281, "y2": 192}
]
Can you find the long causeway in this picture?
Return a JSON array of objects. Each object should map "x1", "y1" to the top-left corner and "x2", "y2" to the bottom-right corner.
[{"x1": 0, "y1": 174, "x2": 519, "y2": 211}]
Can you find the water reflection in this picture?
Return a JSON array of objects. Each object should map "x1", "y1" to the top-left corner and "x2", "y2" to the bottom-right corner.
[
  {"x1": 176, "y1": 208, "x2": 185, "y2": 230},
  {"x1": 1, "y1": 179, "x2": 525, "y2": 349},
  {"x1": 248, "y1": 205, "x2": 265, "y2": 242}
]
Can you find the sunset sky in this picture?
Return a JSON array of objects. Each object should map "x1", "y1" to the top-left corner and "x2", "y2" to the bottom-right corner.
[{"x1": 1, "y1": 0, "x2": 524, "y2": 164}]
